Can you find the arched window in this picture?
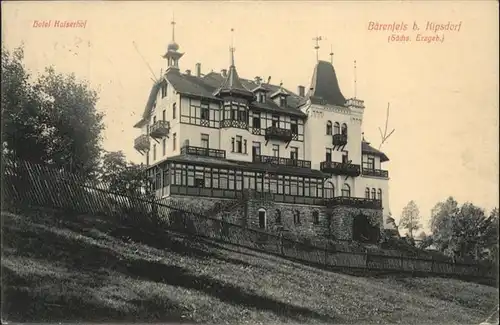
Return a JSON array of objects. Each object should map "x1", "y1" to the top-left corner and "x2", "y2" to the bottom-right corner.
[
  {"x1": 324, "y1": 181, "x2": 335, "y2": 199},
  {"x1": 371, "y1": 188, "x2": 377, "y2": 200},
  {"x1": 365, "y1": 187, "x2": 370, "y2": 198},
  {"x1": 341, "y1": 184, "x2": 351, "y2": 197},
  {"x1": 377, "y1": 189, "x2": 382, "y2": 201},
  {"x1": 258, "y1": 208, "x2": 267, "y2": 229},
  {"x1": 312, "y1": 211, "x2": 320, "y2": 224},
  {"x1": 334, "y1": 122, "x2": 341, "y2": 135},
  {"x1": 294, "y1": 210, "x2": 301, "y2": 225},
  {"x1": 341, "y1": 123, "x2": 348, "y2": 136},
  {"x1": 275, "y1": 209, "x2": 282, "y2": 224},
  {"x1": 326, "y1": 121, "x2": 332, "y2": 135}
]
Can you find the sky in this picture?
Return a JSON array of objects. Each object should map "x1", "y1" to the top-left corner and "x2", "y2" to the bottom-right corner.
[{"x1": 2, "y1": 1, "x2": 499, "y2": 232}]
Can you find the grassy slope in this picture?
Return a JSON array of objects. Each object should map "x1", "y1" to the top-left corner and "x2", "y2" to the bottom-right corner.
[{"x1": 1, "y1": 209, "x2": 498, "y2": 324}]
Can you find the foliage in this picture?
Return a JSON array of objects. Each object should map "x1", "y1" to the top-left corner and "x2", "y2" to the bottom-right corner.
[
  {"x1": 398, "y1": 200, "x2": 421, "y2": 239},
  {"x1": 429, "y1": 197, "x2": 498, "y2": 262},
  {"x1": 1, "y1": 45, "x2": 104, "y2": 178}
]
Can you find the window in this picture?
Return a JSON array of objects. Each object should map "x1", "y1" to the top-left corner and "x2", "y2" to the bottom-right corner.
[
  {"x1": 290, "y1": 118, "x2": 298, "y2": 134},
  {"x1": 290, "y1": 147, "x2": 298, "y2": 160},
  {"x1": 293, "y1": 210, "x2": 301, "y2": 225},
  {"x1": 371, "y1": 188, "x2": 377, "y2": 200},
  {"x1": 194, "y1": 177, "x2": 204, "y2": 187},
  {"x1": 235, "y1": 136, "x2": 243, "y2": 153},
  {"x1": 259, "y1": 209, "x2": 267, "y2": 229},
  {"x1": 161, "y1": 83, "x2": 167, "y2": 98},
  {"x1": 172, "y1": 103, "x2": 177, "y2": 119},
  {"x1": 162, "y1": 109, "x2": 166, "y2": 121},
  {"x1": 162, "y1": 139, "x2": 166, "y2": 156},
  {"x1": 173, "y1": 133, "x2": 177, "y2": 150},
  {"x1": 312, "y1": 211, "x2": 319, "y2": 225},
  {"x1": 326, "y1": 148, "x2": 332, "y2": 162},
  {"x1": 326, "y1": 121, "x2": 332, "y2": 135},
  {"x1": 272, "y1": 115, "x2": 279, "y2": 128},
  {"x1": 201, "y1": 134, "x2": 209, "y2": 149},
  {"x1": 272, "y1": 144, "x2": 280, "y2": 157},
  {"x1": 252, "y1": 112, "x2": 261, "y2": 128},
  {"x1": 243, "y1": 139, "x2": 247, "y2": 154},
  {"x1": 377, "y1": 189, "x2": 382, "y2": 201},
  {"x1": 342, "y1": 151, "x2": 349, "y2": 164},
  {"x1": 334, "y1": 122, "x2": 340, "y2": 134},
  {"x1": 324, "y1": 181, "x2": 334, "y2": 198},
  {"x1": 231, "y1": 137, "x2": 235, "y2": 152},
  {"x1": 365, "y1": 187, "x2": 370, "y2": 198},
  {"x1": 341, "y1": 183, "x2": 351, "y2": 197},
  {"x1": 252, "y1": 141, "x2": 261, "y2": 157},
  {"x1": 153, "y1": 116, "x2": 157, "y2": 124},
  {"x1": 279, "y1": 97, "x2": 286, "y2": 107},
  {"x1": 153, "y1": 144, "x2": 157, "y2": 160},
  {"x1": 275, "y1": 210, "x2": 282, "y2": 224},
  {"x1": 341, "y1": 123, "x2": 348, "y2": 136},
  {"x1": 367, "y1": 157, "x2": 375, "y2": 170},
  {"x1": 201, "y1": 106, "x2": 210, "y2": 120}
]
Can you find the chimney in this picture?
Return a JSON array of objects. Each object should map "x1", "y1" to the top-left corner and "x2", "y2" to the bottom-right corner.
[
  {"x1": 254, "y1": 76, "x2": 262, "y2": 84},
  {"x1": 221, "y1": 69, "x2": 227, "y2": 77},
  {"x1": 195, "y1": 63, "x2": 201, "y2": 77},
  {"x1": 297, "y1": 85, "x2": 305, "y2": 97},
  {"x1": 185, "y1": 69, "x2": 191, "y2": 76}
]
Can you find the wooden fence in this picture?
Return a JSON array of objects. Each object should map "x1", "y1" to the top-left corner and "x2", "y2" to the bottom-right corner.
[{"x1": 1, "y1": 158, "x2": 497, "y2": 281}]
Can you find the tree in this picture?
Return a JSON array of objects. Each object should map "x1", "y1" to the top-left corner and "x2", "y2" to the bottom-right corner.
[
  {"x1": 398, "y1": 200, "x2": 421, "y2": 239},
  {"x1": 1, "y1": 45, "x2": 104, "y2": 178}
]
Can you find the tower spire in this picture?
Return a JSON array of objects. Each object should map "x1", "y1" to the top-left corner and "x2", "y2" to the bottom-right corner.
[
  {"x1": 354, "y1": 59, "x2": 357, "y2": 99},
  {"x1": 229, "y1": 28, "x2": 235, "y2": 66},
  {"x1": 162, "y1": 13, "x2": 183, "y2": 70},
  {"x1": 312, "y1": 36, "x2": 323, "y2": 62},
  {"x1": 171, "y1": 12, "x2": 176, "y2": 42}
]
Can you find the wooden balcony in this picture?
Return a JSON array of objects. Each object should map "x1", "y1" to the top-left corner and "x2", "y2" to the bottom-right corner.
[
  {"x1": 150, "y1": 120, "x2": 170, "y2": 138},
  {"x1": 265, "y1": 126, "x2": 293, "y2": 142},
  {"x1": 332, "y1": 134, "x2": 348, "y2": 146},
  {"x1": 324, "y1": 196, "x2": 382, "y2": 210},
  {"x1": 221, "y1": 119, "x2": 248, "y2": 129},
  {"x1": 180, "y1": 145, "x2": 226, "y2": 159},
  {"x1": 320, "y1": 161, "x2": 361, "y2": 177},
  {"x1": 253, "y1": 154, "x2": 311, "y2": 168},
  {"x1": 134, "y1": 134, "x2": 150, "y2": 152},
  {"x1": 362, "y1": 168, "x2": 389, "y2": 178}
]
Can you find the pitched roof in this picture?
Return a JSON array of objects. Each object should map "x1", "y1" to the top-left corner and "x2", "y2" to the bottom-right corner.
[
  {"x1": 362, "y1": 140, "x2": 389, "y2": 162},
  {"x1": 214, "y1": 65, "x2": 254, "y2": 99},
  {"x1": 307, "y1": 60, "x2": 346, "y2": 107}
]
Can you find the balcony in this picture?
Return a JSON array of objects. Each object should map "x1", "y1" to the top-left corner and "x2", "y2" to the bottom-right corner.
[
  {"x1": 150, "y1": 120, "x2": 170, "y2": 138},
  {"x1": 253, "y1": 154, "x2": 312, "y2": 169},
  {"x1": 332, "y1": 134, "x2": 348, "y2": 146},
  {"x1": 346, "y1": 98, "x2": 365, "y2": 109},
  {"x1": 324, "y1": 196, "x2": 382, "y2": 210},
  {"x1": 320, "y1": 161, "x2": 361, "y2": 177},
  {"x1": 362, "y1": 168, "x2": 389, "y2": 178},
  {"x1": 134, "y1": 134, "x2": 150, "y2": 152},
  {"x1": 221, "y1": 119, "x2": 248, "y2": 130},
  {"x1": 265, "y1": 126, "x2": 293, "y2": 142},
  {"x1": 180, "y1": 145, "x2": 226, "y2": 159}
]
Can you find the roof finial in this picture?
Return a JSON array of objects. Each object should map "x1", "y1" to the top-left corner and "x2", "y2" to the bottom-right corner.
[
  {"x1": 229, "y1": 28, "x2": 235, "y2": 66},
  {"x1": 171, "y1": 12, "x2": 176, "y2": 42},
  {"x1": 354, "y1": 59, "x2": 357, "y2": 99},
  {"x1": 329, "y1": 45, "x2": 334, "y2": 64},
  {"x1": 312, "y1": 36, "x2": 323, "y2": 62}
]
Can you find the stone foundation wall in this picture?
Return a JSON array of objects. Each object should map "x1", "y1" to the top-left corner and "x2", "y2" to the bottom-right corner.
[{"x1": 329, "y1": 206, "x2": 383, "y2": 240}]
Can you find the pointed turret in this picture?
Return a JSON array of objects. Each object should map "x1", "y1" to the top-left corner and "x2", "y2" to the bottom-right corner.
[
  {"x1": 162, "y1": 17, "x2": 184, "y2": 71},
  {"x1": 306, "y1": 60, "x2": 346, "y2": 107}
]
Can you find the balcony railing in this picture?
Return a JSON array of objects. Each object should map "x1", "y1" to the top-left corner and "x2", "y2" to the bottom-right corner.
[
  {"x1": 346, "y1": 98, "x2": 365, "y2": 109},
  {"x1": 265, "y1": 126, "x2": 294, "y2": 142},
  {"x1": 134, "y1": 134, "x2": 150, "y2": 152},
  {"x1": 253, "y1": 154, "x2": 312, "y2": 168},
  {"x1": 362, "y1": 168, "x2": 389, "y2": 178},
  {"x1": 150, "y1": 120, "x2": 170, "y2": 138},
  {"x1": 221, "y1": 119, "x2": 248, "y2": 130},
  {"x1": 180, "y1": 145, "x2": 226, "y2": 159},
  {"x1": 324, "y1": 196, "x2": 382, "y2": 210},
  {"x1": 320, "y1": 161, "x2": 361, "y2": 177},
  {"x1": 332, "y1": 134, "x2": 348, "y2": 146}
]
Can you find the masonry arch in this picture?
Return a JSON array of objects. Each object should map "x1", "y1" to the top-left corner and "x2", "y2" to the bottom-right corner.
[
  {"x1": 352, "y1": 214, "x2": 380, "y2": 243},
  {"x1": 258, "y1": 208, "x2": 267, "y2": 229},
  {"x1": 324, "y1": 181, "x2": 335, "y2": 198}
]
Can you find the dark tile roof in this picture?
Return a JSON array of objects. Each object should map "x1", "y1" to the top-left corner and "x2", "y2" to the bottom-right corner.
[
  {"x1": 362, "y1": 140, "x2": 389, "y2": 162},
  {"x1": 164, "y1": 154, "x2": 326, "y2": 178},
  {"x1": 306, "y1": 60, "x2": 346, "y2": 107},
  {"x1": 214, "y1": 65, "x2": 254, "y2": 99}
]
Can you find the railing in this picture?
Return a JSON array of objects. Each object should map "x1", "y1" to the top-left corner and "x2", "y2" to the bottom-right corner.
[
  {"x1": 180, "y1": 145, "x2": 226, "y2": 159},
  {"x1": 221, "y1": 119, "x2": 248, "y2": 129},
  {"x1": 346, "y1": 98, "x2": 365, "y2": 108},
  {"x1": 253, "y1": 154, "x2": 312, "y2": 168},
  {"x1": 265, "y1": 126, "x2": 293, "y2": 142},
  {"x1": 134, "y1": 134, "x2": 150, "y2": 151},
  {"x1": 362, "y1": 168, "x2": 389, "y2": 178},
  {"x1": 320, "y1": 161, "x2": 361, "y2": 177},
  {"x1": 2, "y1": 157, "x2": 496, "y2": 283},
  {"x1": 149, "y1": 120, "x2": 170, "y2": 138},
  {"x1": 332, "y1": 134, "x2": 348, "y2": 146},
  {"x1": 325, "y1": 196, "x2": 383, "y2": 209}
]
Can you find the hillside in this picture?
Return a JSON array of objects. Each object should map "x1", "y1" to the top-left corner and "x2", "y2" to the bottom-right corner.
[{"x1": 2, "y1": 208, "x2": 498, "y2": 324}]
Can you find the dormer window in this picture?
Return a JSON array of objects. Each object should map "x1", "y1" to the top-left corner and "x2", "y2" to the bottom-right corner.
[
  {"x1": 161, "y1": 83, "x2": 168, "y2": 98},
  {"x1": 279, "y1": 96, "x2": 286, "y2": 107}
]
